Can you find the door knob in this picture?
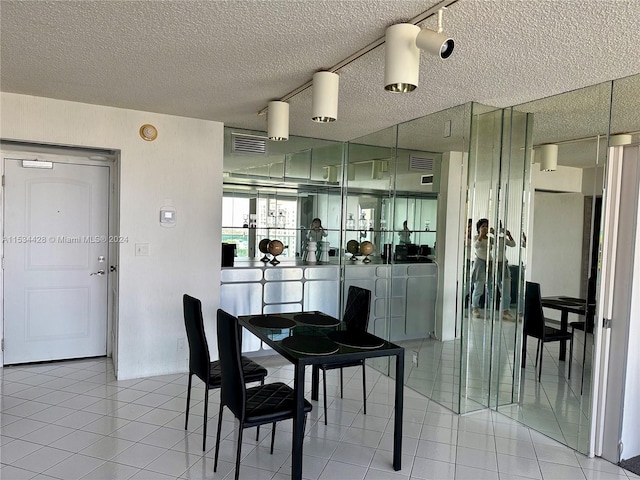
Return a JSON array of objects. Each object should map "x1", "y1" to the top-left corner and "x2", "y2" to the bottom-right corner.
[{"x1": 90, "y1": 270, "x2": 105, "y2": 276}]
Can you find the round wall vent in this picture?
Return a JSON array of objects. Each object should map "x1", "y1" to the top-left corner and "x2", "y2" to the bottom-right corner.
[{"x1": 139, "y1": 124, "x2": 158, "y2": 141}]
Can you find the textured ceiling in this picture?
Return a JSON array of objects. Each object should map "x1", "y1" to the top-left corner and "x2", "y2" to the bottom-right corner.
[{"x1": 1, "y1": 0, "x2": 639, "y2": 151}]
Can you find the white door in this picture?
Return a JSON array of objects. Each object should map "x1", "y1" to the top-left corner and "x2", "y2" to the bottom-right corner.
[{"x1": 3, "y1": 157, "x2": 109, "y2": 364}]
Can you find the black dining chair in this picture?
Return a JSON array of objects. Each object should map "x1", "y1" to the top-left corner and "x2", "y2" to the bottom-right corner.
[
  {"x1": 214, "y1": 309, "x2": 312, "y2": 480},
  {"x1": 570, "y1": 275, "x2": 597, "y2": 393},
  {"x1": 182, "y1": 294, "x2": 267, "y2": 451},
  {"x1": 522, "y1": 282, "x2": 574, "y2": 382},
  {"x1": 318, "y1": 285, "x2": 371, "y2": 425}
]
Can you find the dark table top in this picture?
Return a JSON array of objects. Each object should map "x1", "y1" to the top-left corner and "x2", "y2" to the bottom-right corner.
[
  {"x1": 541, "y1": 296, "x2": 588, "y2": 315},
  {"x1": 238, "y1": 311, "x2": 404, "y2": 366}
]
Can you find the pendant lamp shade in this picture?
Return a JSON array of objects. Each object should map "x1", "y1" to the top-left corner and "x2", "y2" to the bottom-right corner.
[
  {"x1": 267, "y1": 101, "x2": 289, "y2": 141},
  {"x1": 385, "y1": 23, "x2": 421, "y2": 92},
  {"x1": 610, "y1": 134, "x2": 632, "y2": 146},
  {"x1": 539, "y1": 144, "x2": 558, "y2": 171},
  {"x1": 312, "y1": 71, "x2": 339, "y2": 122}
]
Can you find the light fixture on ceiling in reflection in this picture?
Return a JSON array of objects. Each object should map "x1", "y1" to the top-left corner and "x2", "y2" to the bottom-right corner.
[
  {"x1": 312, "y1": 71, "x2": 339, "y2": 122},
  {"x1": 609, "y1": 134, "x2": 633, "y2": 146},
  {"x1": 267, "y1": 101, "x2": 289, "y2": 141},
  {"x1": 538, "y1": 144, "x2": 558, "y2": 171},
  {"x1": 322, "y1": 165, "x2": 339, "y2": 183},
  {"x1": 384, "y1": 8, "x2": 454, "y2": 92}
]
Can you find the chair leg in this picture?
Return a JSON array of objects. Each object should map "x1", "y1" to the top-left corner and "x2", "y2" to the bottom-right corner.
[
  {"x1": 213, "y1": 404, "x2": 224, "y2": 472},
  {"x1": 270, "y1": 422, "x2": 276, "y2": 454},
  {"x1": 339, "y1": 368, "x2": 344, "y2": 398},
  {"x1": 535, "y1": 340, "x2": 541, "y2": 368},
  {"x1": 202, "y1": 386, "x2": 209, "y2": 451},
  {"x1": 323, "y1": 367, "x2": 328, "y2": 425},
  {"x1": 256, "y1": 378, "x2": 264, "y2": 441},
  {"x1": 569, "y1": 334, "x2": 573, "y2": 379},
  {"x1": 568, "y1": 334, "x2": 574, "y2": 380},
  {"x1": 580, "y1": 329, "x2": 588, "y2": 395},
  {"x1": 185, "y1": 373, "x2": 192, "y2": 430},
  {"x1": 538, "y1": 342, "x2": 544, "y2": 382},
  {"x1": 361, "y1": 363, "x2": 367, "y2": 415},
  {"x1": 234, "y1": 426, "x2": 244, "y2": 480},
  {"x1": 521, "y1": 335, "x2": 528, "y2": 368}
]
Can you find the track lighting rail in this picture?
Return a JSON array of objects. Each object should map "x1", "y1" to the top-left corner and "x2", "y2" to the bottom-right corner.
[{"x1": 258, "y1": 0, "x2": 459, "y2": 116}]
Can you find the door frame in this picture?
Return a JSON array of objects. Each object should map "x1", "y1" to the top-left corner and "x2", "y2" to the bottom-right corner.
[{"x1": 0, "y1": 141, "x2": 120, "y2": 368}]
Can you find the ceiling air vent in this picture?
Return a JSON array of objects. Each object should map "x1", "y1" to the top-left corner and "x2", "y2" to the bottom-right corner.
[
  {"x1": 421, "y1": 174, "x2": 434, "y2": 185},
  {"x1": 410, "y1": 155, "x2": 434, "y2": 171},
  {"x1": 232, "y1": 134, "x2": 267, "y2": 155}
]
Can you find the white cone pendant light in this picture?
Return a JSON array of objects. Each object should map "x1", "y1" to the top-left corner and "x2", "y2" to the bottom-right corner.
[
  {"x1": 267, "y1": 101, "x2": 289, "y2": 141},
  {"x1": 312, "y1": 71, "x2": 339, "y2": 122},
  {"x1": 539, "y1": 144, "x2": 558, "y2": 171},
  {"x1": 384, "y1": 23, "x2": 421, "y2": 92}
]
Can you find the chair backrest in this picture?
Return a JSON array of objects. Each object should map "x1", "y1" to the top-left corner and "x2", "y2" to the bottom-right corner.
[
  {"x1": 216, "y1": 309, "x2": 246, "y2": 421},
  {"x1": 183, "y1": 294, "x2": 211, "y2": 383},
  {"x1": 523, "y1": 282, "x2": 545, "y2": 339},
  {"x1": 343, "y1": 286, "x2": 371, "y2": 333}
]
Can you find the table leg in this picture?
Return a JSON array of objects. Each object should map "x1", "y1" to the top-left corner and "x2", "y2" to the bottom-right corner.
[
  {"x1": 393, "y1": 352, "x2": 404, "y2": 471},
  {"x1": 311, "y1": 365, "x2": 319, "y2": 401},
  {"x1": 292, "y1": 362, "x2": 305, "y2": 480},
  {"x1": 559, "y1": 311, "x2": 568, "y2": 361}
]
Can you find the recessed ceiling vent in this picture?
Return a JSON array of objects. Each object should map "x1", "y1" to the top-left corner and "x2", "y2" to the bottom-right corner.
[
  {"x1": 232, "y1": 134, "x2": 267, "y2": 155},
  {"x1": 410, "y1": 155, "x2": 434, "y2": 171}
]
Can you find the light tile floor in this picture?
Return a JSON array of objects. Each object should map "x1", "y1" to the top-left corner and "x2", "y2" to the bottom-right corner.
[{"x1": 1, "y1": 356, "x2": 637, "y2": 480}]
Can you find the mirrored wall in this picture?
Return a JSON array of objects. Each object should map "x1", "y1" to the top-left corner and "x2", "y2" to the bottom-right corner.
[{"x1": 221, "y1": 73, "x2": 640, "y2": 456}]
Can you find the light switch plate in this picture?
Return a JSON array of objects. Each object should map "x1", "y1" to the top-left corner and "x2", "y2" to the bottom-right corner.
[{"x1": 135, "y1": 243, "x2": 150, "y2": 256}]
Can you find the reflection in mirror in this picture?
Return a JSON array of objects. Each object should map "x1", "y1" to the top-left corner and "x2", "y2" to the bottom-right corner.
[
  {"x1": 497, "y1": 80, "x2": 614, "y2": 454},
  {"x1": 345, "y1": 104, "x2": 472, "y2": 413},
  {"x1": 222, "y1": 127, "x2": 346, "y2": 264}
]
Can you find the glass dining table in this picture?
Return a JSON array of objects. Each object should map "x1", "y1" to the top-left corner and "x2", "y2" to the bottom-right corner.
[{"x1": 238, "y1": 311, "x2": 405, "y2": 480}]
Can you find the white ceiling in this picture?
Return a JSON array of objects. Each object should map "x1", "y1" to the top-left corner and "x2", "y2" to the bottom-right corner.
[{"x1": 1, "y1": 0, "x2": 639, "y2": 147}]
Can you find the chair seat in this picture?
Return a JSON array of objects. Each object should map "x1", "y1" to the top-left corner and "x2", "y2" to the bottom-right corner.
[
  {"x1": 543, "y1": 325, "x2": 573, "y2": 341},
  {"x1": 209, "y1": 357, "x2": 267, "y2": 388},
  {"x1": 244, "y1": 382, "x2": 312, "y2": 426}
]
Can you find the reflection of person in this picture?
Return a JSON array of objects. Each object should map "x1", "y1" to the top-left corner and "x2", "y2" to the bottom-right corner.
[
  {"x1": 465, "y1": 219, "x2": 473, "y2": 307},
  {"x1": 494, "y1": 224, "x2": 516, "y2": 320},
  {"x1": 307, "y1": 218, "x2": 327, "y2": 243},
  {"x1": 471, "y1": 219, "x2": 516, "y2": 320},
  {"x1": 398, "y1": 220, "x2": 411, "y2": 245}
]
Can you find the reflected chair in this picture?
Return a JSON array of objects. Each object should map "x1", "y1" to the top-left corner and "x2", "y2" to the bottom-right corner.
[
  {"x1": 183, "y1": 294, "x2": 267, "y2": 451},
  {"x1": 569, "y1": 275, "x2": 597, "y2": 393},
  {"x1": 318, "y1": 285, "x2": 371, "y2": 425},
  {"x1": 214, "y1": 309, "x2": 312, "y2": 480},
  {"x1": 522, "y1": 282, "x2": 574, "y2": 382}
]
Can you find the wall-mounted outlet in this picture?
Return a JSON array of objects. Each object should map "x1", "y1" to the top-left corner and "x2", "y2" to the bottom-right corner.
[
  {"x1": 135, "y1": 243, "x2": 150, "y2": 256},
  {"x1": 412, "y1": 350, "x2": 419, "y2": 367}
]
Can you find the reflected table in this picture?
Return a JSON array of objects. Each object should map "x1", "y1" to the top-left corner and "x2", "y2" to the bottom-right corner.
[
  {"x1": 541, "y1": 296, "x2": 587, "y2": 361},
  {"x1": 238, "y1": 311, "x2": 404, "y2": 480}
]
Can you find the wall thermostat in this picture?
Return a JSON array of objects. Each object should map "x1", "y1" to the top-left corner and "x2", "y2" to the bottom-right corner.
[{"x1": 160, "y1": 207, "x2": 176, "y2": 227}]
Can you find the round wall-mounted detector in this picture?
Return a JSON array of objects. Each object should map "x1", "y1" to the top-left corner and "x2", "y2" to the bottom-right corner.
[{"x1": 139, "y1": 124, "x2": 158, "y2": 141}]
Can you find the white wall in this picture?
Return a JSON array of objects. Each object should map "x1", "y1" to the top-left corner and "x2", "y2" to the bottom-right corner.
[
  {"x1": 529, "y1": 192, "x2": 583, "y2": 318},
  {"x1": 620, "y1": 145, "x2": 640, "y2": 459},
  {"x1": 436, "y1": 151, "x2": 465, "y2": 341},
  {"x1": 0, "y1": 93, "x2": 223, "y2": 379}
]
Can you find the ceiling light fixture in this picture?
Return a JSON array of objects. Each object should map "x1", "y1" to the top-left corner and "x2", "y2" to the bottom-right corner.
[
  {"x1": 312, "y1": 71, "x2": 339, "y2": 122},
  {"x1": 385, "y1": 8, "x2": 455, "y2": 92},
  {"x1": 609, "y1": 134, "x2": 632, "y2": 146},
  {"x1": 267, "y1": 101, "x2": 289, "y2": 141},
  {"x1": 384, "y1": 24, "x2": 421, "y2": 93},
  {"x1": 538, "y1": 144, "x2": 558, "y2": 171}
]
